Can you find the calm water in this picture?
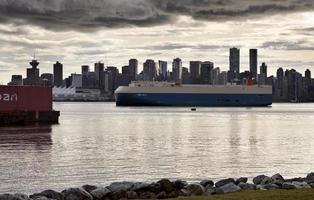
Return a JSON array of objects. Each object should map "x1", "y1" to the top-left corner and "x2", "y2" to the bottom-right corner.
[{"x1": 1, "y1": 103, "x2": 314, "y2": 193}]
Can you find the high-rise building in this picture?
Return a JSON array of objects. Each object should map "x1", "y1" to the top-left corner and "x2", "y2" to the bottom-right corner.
[
  {"x1": 82, "y1": 65, "x2": 90, "y2": 89},
  {"x1": 305, "y1": 69, "x2": 311, "y2": 80},
  {"x1": 41, "y1": 73, "x2": 53, "y2": 86},
  {"x1": 190, "y1": 61, "x2": 201, "y2": 84},
  {"x1": 159, "y1": 60, "x2": 168, "y2": 81},
  {"x1": 172, "y1": 58, "x2": 182, "y2": 83},
  {"x1": 258, "y1": 62, "x2": 267, "y2": 85},
  {"x1": 211, "y1": 67, "x2": 220, "y2": 85},
  {"x1": 143, "y1": 59, "x2": 157, "y2": 81},
  {"x1": 94, "y1": 62, "x2": 104, "y2": 82},
  {"x1": 129, "y1": 59, "x2": 138, "y2": 81},
  {"x1": 8, "y1": 75, "x2": 23, "y2": 86},
  {"x1": 260, "y1": 62, "x2": 267, "y2": 78},
  {"x1": 122, "y1": 65, "x2": 130, "y2": 75},
  {"x1": 229, "y1": 47, "x2": 240, "y2": 73},
  {"x1": 200, "y1": 61, "x2": 214, "y2": 84},
  {"x1": 250, "y1": 49, "x2": 258, "y2": 79},
  {"x1": 53, "y1": 61, "x2": 63, "y2": 87},
  {"x1": 24, "y1": 59, "x2": 40, "y2": 85}
]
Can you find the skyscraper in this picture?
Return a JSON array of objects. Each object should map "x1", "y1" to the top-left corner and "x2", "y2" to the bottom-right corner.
[
  {"x1": 53, "y1": 61, "x2": 63, "y2": 87},
  {"x1": 190, "y1": 61, "x2": 201, "y2": 84},
  {"x1": 82, "y1": 65, "x2": 90, "y2": 89},
  {"x1": 129, "y1": 59, "x2": 138, "y2": 81},
  {"x1": 229, "y1": 47, "x2": 240, "y2": 73},
  {"x1": 159, "y1": 60, "x2": 167, "y2": 81},
  {"x1": 250, "y1": 49, "x2": 258, "y2": 79},
  {"x1": 200, "y1": 61, "x2": 214, "y2": 84},
  {"x1": 260, "y1": 62, "x2": 267, "y2": 78},
  {"x1": 143, "y1": 59, "x2": 157, "y2": 81},
  {"x1": 24, "y1": 59, "x2": 40, "y2": 85},
  {"x1": 172, "y1": 58, "x2": 182, "y2": 83}
]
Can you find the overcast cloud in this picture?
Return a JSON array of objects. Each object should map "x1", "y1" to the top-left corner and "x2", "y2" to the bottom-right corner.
[{"x1": 0, "y1": 0, "x2": 314, "y2": 83}]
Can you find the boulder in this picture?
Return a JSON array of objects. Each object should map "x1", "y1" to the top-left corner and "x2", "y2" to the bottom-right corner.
[
  {"x1": 138, "y1": 192, "x2": 156, "y2": 199},
  {"x1": 81, "y1": 185, "x2": 98, "y2": 193},
  {"x1": 216, "y1": 183, "x2": 241, "y2": 194},
  {"x1": 261, "y1": 177, "x2": 273, "y2": 185},
  {"x1": 310, "y1": 183, "x2": 314, "y2": 188},
  {"x1": 61, "y1": 188, "x2": 93, "y2": 200},
  {"x1": 173, "y1": 180, "x2": 187, "y2": 190},
  {"x1": 166, "y1": 191, "x2": 179, "y2": 199},
  {"x1": 215, "y1": 178, "x2": 235, "y2": 188},
  {"x1": 203, "y1": 187, "x2": 215, "y2": 196},
  {"x1": 126, "y1": 191, "x2": 138, "y2": 199},
  {"x1": 238, "y1": 182, "x2": 256, "y2": 190},
  {"x1": 179, "y1": 189, "x2": 191, "y2": 197},
  {"x1": 90, "y1": 187, "x2": 111, "y2": 199},
  {"x1": 31, "y1": 197, "x2": 50, "y2": 200},
  {"x1": 262, "y1": 184, "x2": 280, "y2": 190},
  {"x1": 156, "y1": 191, "x2": 167, "y2": 199},
  {"x1": 200, "y1": 180, "x2": 214, "y2": 188},
  {"x1": 235, "y1": 177, "x2": 248, "y2": 185},
  {"x1": 271, "y1": 173, "x2": 285, "y2": 185},
  {"x1": 0, "y1": 194, "x2": 24, "y2": 200},
  {"x1": 306, "y1": 172, "x2": 314, "y2": 180},
  {"x1": 157, "y1": 179, "x2": 174, "y2": 193},
  {"x1": 147, "y1": 182, "x2": 162, "y2": 194},
  {"x1": 253, "y1": 175, "x2": 268, "y2": 185},
  {"x1": 110, "y1": 190, "x2": 127, "y2": 200},
  {"x1": 13, "y1": 194, "x2": 30, "y2": 200},
  {"x1": 185, "y1": 183, "x2": 205, "y2": 196},
  {"x1": 282, "y1": 181, "x2": 310, "y2": 189},
  {"x1": 31, "y1": 190, "x2": 64, "y2": 200},
  {"x1": 107, "y1": 182, "x2": 133, "y2": 192},
  {"x1": 131, "y1": 182, "x2": 150, "y2": 191}
]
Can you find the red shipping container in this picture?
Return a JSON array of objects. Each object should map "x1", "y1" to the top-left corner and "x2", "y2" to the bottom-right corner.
[{"x1": 0, "y1": 85, "x2": 52, "y2": 111}]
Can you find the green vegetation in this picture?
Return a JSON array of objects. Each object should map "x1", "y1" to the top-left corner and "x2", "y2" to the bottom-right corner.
[{"x1": 169, "y1": 189, "x2": 314, "y2": 200}]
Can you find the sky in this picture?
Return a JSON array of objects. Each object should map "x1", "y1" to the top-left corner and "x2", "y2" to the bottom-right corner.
[{"x1": 0, "y1": 0, "x2": 314, "y2": 84}]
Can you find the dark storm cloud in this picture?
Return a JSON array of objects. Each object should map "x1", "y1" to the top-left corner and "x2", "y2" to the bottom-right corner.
[
  {"x1": 135, "y1": 42, "x2": 232, "y2": 51},
  {"x1": 0, "y1": 0, "x2": 313, "y2": 31}
]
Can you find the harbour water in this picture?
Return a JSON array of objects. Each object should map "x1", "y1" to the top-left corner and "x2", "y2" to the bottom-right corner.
[{"x1": 1, "y1": 102, "x2": 314, "y2": 193}]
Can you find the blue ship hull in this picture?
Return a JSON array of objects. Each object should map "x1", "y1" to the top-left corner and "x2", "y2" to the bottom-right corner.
[{"x1": 115, "y1": 93, "x2": 273, "y2": 107}]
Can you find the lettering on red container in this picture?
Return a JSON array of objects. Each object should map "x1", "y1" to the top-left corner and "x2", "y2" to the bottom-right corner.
[{"x1": 0, "y1": 93, "x2": 18, "y2": 102}]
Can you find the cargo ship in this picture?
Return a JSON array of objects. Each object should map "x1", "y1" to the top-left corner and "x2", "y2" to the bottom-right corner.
[
  {"x1": 115, "y1": 82, "x2": 273, "y2": 107},
  {"x1": 0, "y1": 85, "x2": 60, "y2": 126}
]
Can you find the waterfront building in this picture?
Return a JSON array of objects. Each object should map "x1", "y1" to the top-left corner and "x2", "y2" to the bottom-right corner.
[
  {"x1": 122, "y1": 65, "x2": 129, "y2": 75},
  {"x1": 71, "y1": 74, "x2": 83, "y2": 88},
  {"x1": 182, "y1": 67, "x2": 190, "y2": 84},
  {"x1": 41, "y1": 73, "x2": 53, "y2": 86},
  {"x1": 159, "y1": 60, "x2": 168, "y2": 81},
  {"x1": 211, "y1": 67, "x2": 220, "y2": 85},
  {"x1": 190, "y1": 61, "x2": 201, "y2": 84},
  {"x1": 229, "y1": 47, "x2": 240, "y2": 74},
  {"x1": 218, "y1": 71, "x2": 228, "y2": 85},
  {"x1": 172, "y1": 58, "x2": 182, "y2": 83},
  {"x1": 250, "y1": 49, "x2": 258, "y2": 80},
  {"x1": 129, "y1": 59, "x2": 138, "y2": 81},
  {"x1": 8, "y1": 75, "x2": 23, "y2": 86},
  {"x1": 53, "y1": 61, "x2": 63, "y2": 87},
  {"x1": 24, "y1": 59, "x2": 40, "y2": 85},
  {"x1": 200, "y1": 61, "x2": 214, "y2": 84},
  {"x1": 143, "y1": 59, "x2": 157, "y2": 81},
  {"x1": 82, "y1": 65, "x2": 90, "y2": 89},
  {"x1": 258, "y1": 62, "x2": 267, "y2": 85},
  {"x1": 106, "y1": 66, "x2": 119, "y2": 92}
]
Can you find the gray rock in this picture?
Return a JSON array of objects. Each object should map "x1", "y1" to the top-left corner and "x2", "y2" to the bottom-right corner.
[
  {"x1": 173, "y1": 180, "x2": 187, "y2": 190},
  {"x1": 110, "y1": 190, "x2": 127, "y2": 200},
  {"x1": 185, "y1": 183, "x2": 205, "y2": 196},
  {"x1": 306, "y1": 172, "x2": 314, "y2": 180},
  {"x1": 156, "y1": 191, "x2": 167, "y2": 199},
  {"x1": 282, "y1": 181, "x2": 310, "y2": 189},
  {"x1": 235, "y1": 177, "x2": 248, "y2": 185},
  {"x1": 285, "y1": 177, "x2": 304, "y2": 183},
  {"x1": 203, "y1": 187, "x2": 215, "y2": 196},
  {"x1": 0, "y1": 194, "x2": 23, "y2": 200},
  {"x1": 81, "y1": 185, "x2": 98, "y2": 193},
  {"x1": 215, "y1": 178, "x2": 235, "y2": 188},
  {"x1": 107, "y1": 182, "x2": 134, "y2": 192},
  {"x1": 216, "y1": 183, "x2": 241, "y2": 194},
  {"x1": 253, "y1": 175, "x2": 268, "y2": 185},
  {"x1": 31, "y1": 197, "x2": 50, "y2": 200},
  {"x1": 200, "y1": 180, "x2": 214, "y2": 188},
  {"x1": 261, "y1": 177, "x2": 273, "y2": 185},
  {"x1": 271, "y1": 173, "x2": 285, "y2": 185},
  {"x1": 256, "y1": 185, "x2": 267, "y2": 190},
  {"x1": 147, "y1": 182, "x2": 162, "y2": 193},
  {"x1": 179, "y1": 189, "x2": 191, "y2": 197},
  {"x1": 126, "y1": 191, "x2": 138, "y2": 199},
  {"x1": 157, "y1": 179, "x2": 174, "y2": 193},
  {"x1": 13, "y1": 194, "x2": 29, "y2": 200},
  {"x1": 139, "y1": 192, "x2": 156, "y2": 199},
  {"x1": 131, "y1": 182, "x2": 150, "y2": 191},
  {"x1": 61, "y1": 188, "x2": 93, "y2": 200},
  {"x1": 310, "y1": 183, "x2": 314, "y2": 188},
  {"x1": 262, "y1": 184, "x2": 280, "y2": 190},
  {"x1": 238, "y1": 182, "x2": 256, "y2": 190},
  {"x1": 166, "y1": 191, "x2": 179, "y2": 198},
  {"x1": 90, "y1": 187, "x2": 111, "y2": 199},
  {"x1": 31, "y1": 190, "x2": 64, "y2": 200},
  {"x1": 282, "y1": 182, "x2": 297, "y2": 189}
]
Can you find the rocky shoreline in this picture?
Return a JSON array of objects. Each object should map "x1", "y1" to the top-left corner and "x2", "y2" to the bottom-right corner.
[{"x1": 2, "y1": 173, "x2": 314, "y2": 200}]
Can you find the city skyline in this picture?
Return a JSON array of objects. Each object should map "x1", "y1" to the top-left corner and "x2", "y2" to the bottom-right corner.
[{"x1": 1, "y1": 1, "x2": 314, "y2": 83}]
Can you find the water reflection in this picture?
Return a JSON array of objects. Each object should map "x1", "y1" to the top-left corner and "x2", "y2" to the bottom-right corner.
[{"x1": 0, "y1": 126, "x2": 52, "y2": 148}]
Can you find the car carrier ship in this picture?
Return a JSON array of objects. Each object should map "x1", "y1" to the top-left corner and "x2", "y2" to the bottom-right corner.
[{"x1": 115, "y1": 82, "x2": 273, "y2": 107}]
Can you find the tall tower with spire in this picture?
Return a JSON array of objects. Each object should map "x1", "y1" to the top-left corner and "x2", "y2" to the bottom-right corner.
[{"x1": 24, "y1": 57, "x2": 41, "y2": 85}]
